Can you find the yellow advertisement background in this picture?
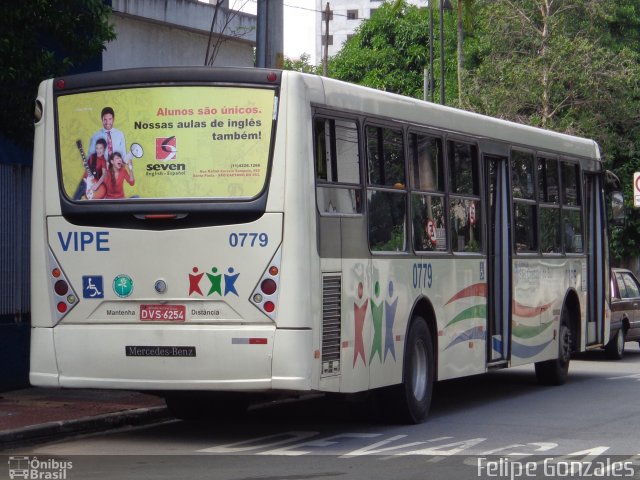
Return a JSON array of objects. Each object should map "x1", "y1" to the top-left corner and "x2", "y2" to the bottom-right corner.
[{"x1": 57, "y1": 86, "x2": 275, "y2": 200}]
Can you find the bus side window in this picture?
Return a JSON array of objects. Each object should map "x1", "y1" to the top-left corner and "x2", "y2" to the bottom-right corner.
[
  {"x1": 366, "y1": 125, "x2": 407, "y2": 252},
  {"x1": 511, "y1": 150, "x2": 537, "y2": 252},
  {"x1": 538, "y1": 157, "x2": 561, "y2": 253},
  {"x1": 448, "y1": 141, "x2": 481, "y2": 253},
  {"x1": 314, "y1": 117, "x2": 362, "y2": 215},
  {"x1": 561, "y1": 161, "x2": 583, "y2": 253},
  {"x1": 539, "y1": 206, "x2": 561, "y2": 253},
  {"x1": 409, "y1": 132, "x2": 446, "y2": 252}
]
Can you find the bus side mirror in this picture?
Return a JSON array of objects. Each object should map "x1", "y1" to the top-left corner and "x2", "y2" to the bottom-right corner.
[{"x1": 610, "y1": 191, "x2": 625, "y2": 227}]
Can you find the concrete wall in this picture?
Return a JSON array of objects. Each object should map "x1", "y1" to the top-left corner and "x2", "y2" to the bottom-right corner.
[{"x1": 105, "y1": 0, "x2": 256, "y2": 69}]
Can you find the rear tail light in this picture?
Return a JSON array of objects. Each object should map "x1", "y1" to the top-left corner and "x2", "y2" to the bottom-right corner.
[
  {"x1": 54, "y1": 280, "x2": 69, "y2": 296},
  {"x1": 261, "y1": 279, "x2": 277, "y2": 295},
  {"x1": 250, "y1": 246, "x2": 282, "y2": 320},
  {"x1": 48, "y1": 249, "x2": 78, "y2": 323}
]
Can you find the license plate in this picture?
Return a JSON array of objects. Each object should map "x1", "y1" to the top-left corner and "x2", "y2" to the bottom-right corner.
[{"x1": 140, "y1": 304, "x2": 186, "y2": 322}]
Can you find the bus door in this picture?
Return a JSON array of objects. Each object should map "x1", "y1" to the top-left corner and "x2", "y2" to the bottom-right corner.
[
  {"x1": 584, "y1": 173, "x2": 605, "y2": 345},
  {"x1": 485, "y1": 154, "x2": 512, "y2": 363}
]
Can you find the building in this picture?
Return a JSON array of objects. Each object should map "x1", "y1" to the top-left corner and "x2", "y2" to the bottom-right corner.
[
  {"x1": 107, "y1": 0, "x2": 256, "y2": 69},
  {"x1": 315, "y1": 0, "x2": 427, "y2": 63}
]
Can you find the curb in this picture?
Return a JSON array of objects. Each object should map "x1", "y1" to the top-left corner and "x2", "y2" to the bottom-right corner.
[{"x1": 0, "y1": 406, "x2": 171, "y2": 450}]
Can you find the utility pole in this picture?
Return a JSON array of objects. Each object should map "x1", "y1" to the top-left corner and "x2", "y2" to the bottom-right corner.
[
  {"x1": 429, "y1": 0, "x2": 434, "y2": 102},
  {"x1": 439, "y1": 0, "x2": 452, "y2": 105},
  {"x1": 256, "y1": 0, "x2": 283, "y2": 68},
  {"x1": 323, "y1": 2, "x2": 330, "y2": 77}
]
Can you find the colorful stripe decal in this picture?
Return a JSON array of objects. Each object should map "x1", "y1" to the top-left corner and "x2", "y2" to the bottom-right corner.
[
  {"x1": 492, "y1": 335, "x2": 502, "y2": 353},
  {"x1": 445, "y1": 304, "x2": 487, "y2": 328},
  {"x1": 512, "y1": 300, "x2": 553, "y2": 318},
  {"x1": 512, "y1": 321, "x2": 553, "y2": 339},
  {"x1": 445, "y1": 326, "x2": 486, "y2": 350},
  {"x1": 511, "y1": 339, "x2": 553, "y2": 358},
  {"x1": 444, "y1": 283, "x2": 487, "y2": 306}
]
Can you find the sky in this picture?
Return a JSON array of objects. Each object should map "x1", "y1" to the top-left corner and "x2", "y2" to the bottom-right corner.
[
  {"x1": 282, "y1": 0, "x2": 317, "y2": 62},
  {"x1": 223, "y1": 0, "x2": 318, "y2": 63}
]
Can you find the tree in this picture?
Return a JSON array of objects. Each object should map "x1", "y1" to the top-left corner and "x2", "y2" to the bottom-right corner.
[
  {"x1": 464, "y1": 0, "x2": 640, "y2": 261},
  {"x1": 283, "y1": 53, "x2": 320, "y2": 74},
  {"x1": 1, "y1": 0, "x2": 116, "y2": 150},
  {"x1": 322, "y1": 0, "x2": 640, "y2": 261},
  {"x1": 204, "y1": 0, "x2": 256, "y2": 66},
  {"x1": 455, "y1": 0, "x2": 476, "y2": 104},
  {"x1": 329, "y1": 0, "x2": 450, "y2": 99}
]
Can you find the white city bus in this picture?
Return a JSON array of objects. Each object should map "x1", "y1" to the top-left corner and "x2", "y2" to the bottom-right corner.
[{"x1": 31, "y1": 67, "x2": 620, "y2": 423}]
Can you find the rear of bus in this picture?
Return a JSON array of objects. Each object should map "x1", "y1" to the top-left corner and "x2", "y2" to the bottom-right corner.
[{"x1": 30, "y1": 68, "x2": 316, "y2": 406}]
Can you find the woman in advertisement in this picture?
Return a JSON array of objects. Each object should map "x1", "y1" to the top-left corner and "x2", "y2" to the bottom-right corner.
[
  {"x1": 104, "y1": 151, "x2": 135, "y2": 199},
  {"x1": 73, "y1": 138, "x2": 108, "y2": 200}
]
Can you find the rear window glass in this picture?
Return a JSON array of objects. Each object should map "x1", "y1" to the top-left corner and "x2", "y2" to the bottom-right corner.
[{"x1": 56, "y1": 86, "x2": 276, "y2": 201}]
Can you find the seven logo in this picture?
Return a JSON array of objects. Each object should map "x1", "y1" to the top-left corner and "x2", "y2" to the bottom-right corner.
[
  {"x1": 156, "y1": 136, "x2": 177, "y2": 161},
  {"x1": 189, "y1": 266, "x2": 240, "y2": 297}
]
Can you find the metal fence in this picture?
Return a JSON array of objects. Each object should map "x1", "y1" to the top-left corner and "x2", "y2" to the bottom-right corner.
[{"x1": 0, "y1": 164, "x2": 31, "y2": 322}]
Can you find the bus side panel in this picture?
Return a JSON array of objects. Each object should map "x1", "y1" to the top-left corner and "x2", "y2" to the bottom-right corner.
[
  {"x1": 367, "y1": 258, "x2": 411, "y2": 390},
  {"x1": 31, "y1": 80, "x2": 59, "y2": 330},
  {"x1": 271, "y1": 328, "x2": 313, "y2": 390},
  {"x1": 434, "y1": 258, "x2": 487, "y2": 381},
  {"x1": 275, "y1": 72, "x2": 318, "y2": 331},
  {"x1": 337, "y1": 256, "x2": 490, "y2": 390},
  {"x1": 337, "y1": 258, "x2": 371, "y2": 393},
  {"x1": 277, "y1": 72, "x2": 326, "y2": 391},
  {"x1": 31, "y1": 80, "x2": 65, "y2": 386},
  {"x1": 510, "y1": 258, "x2": 587, "y2": 367}
]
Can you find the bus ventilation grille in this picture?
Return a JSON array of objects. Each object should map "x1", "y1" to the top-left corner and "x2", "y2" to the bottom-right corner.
[{"x1": 321, "y1": 274, "x2": 342, "y2": 377}]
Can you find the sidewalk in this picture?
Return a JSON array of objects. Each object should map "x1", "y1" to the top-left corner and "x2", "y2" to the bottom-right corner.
[{"x1": 0, "y1": 387, "x2": 170, "y2": 449}]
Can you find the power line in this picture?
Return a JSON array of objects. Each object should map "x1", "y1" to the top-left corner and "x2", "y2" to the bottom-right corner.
[{"x1": 241, "y1": 0, "x2": 350, "y2": 18}]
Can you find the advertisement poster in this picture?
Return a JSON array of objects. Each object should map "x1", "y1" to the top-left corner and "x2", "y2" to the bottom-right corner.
[{"x1": 57, "y1": 86, "x2": 276, "y2": 201}]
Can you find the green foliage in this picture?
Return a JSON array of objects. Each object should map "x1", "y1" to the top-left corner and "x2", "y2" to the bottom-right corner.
[
  {"x1": 1, "y1": 0, "x2": 116, "y2": 149},
  {"x1": 282, "y1": 53, "x2": 321, "y2": 74},
  {"x1": 289, "y1": 0, "x2": 640, "y2": 260},
  {"x1": 328, "y1": 0, "x2": 458, "y2": 102},
  {"x1": 463, "y1": 0, "x2": 640, "y2": 261}
]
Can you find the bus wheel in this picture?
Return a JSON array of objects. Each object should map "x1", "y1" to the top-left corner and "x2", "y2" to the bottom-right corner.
[
  {"x1": 381, "y1": 317, "x2": 434, "y2": 424},
  {"x1": 165, "y1": 393, "x2": 249, "y2": 421},
  {"x1": 535, "y1": 314, "x2": 571, "y2": 386}
]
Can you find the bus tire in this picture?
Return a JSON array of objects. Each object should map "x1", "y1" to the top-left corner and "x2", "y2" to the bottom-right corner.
[
  {"x1": 381, "y1": 317, "x2": 434, "y2": 424},
  {"x1": 535, "y1": 313, "x2": 571, "y2": 386}
]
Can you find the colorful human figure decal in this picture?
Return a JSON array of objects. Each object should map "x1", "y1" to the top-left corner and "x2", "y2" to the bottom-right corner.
[
  {"x1": 350, "y1": 278, "x2": 399, "y2": 367},
  {"x1": 353, "y1": 282, "x2": 368, "y2": 367},
  {"x1": 189, "y1": 267, "x2": 205, "y2": 296},
  {"x1": 189, "y1": 266, "x2": 240, "y2": 297},
  {"x1": 206, "y1": 267, "x2": 223, "y2": 296},
  {"x1": 384, "y1": 280, "x2": 398, "y2": 362},
  {"x1": 224, "y1": 267, "x2": 240, "y2": 296},
  {"x1": 370, "y1": 281, "x2": 384, "y2": 363}
]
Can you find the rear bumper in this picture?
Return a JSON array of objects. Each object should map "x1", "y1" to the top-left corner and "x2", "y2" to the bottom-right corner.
[{"x1": 30, "y1": 325, "x2": 312, "y2": 391}]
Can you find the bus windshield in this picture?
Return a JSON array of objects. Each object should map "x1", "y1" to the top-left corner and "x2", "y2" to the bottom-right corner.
[{"x1": 56, "y1": 85, "x2": 276, "y2": 202}]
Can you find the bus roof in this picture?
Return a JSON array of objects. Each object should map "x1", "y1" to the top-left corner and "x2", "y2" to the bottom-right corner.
[{"x1": 287, "y1": 71, "x2": 601, "y2": 162}]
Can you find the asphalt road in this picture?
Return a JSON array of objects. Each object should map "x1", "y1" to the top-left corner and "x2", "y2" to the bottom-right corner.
[{"x1": 5, "y1": 344, "x2": 640, "y2": 480}]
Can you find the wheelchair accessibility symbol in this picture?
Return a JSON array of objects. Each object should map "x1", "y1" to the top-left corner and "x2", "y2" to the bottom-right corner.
[{"x1": 82, "y1": 276, "x2": 104, "y2": 299}]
